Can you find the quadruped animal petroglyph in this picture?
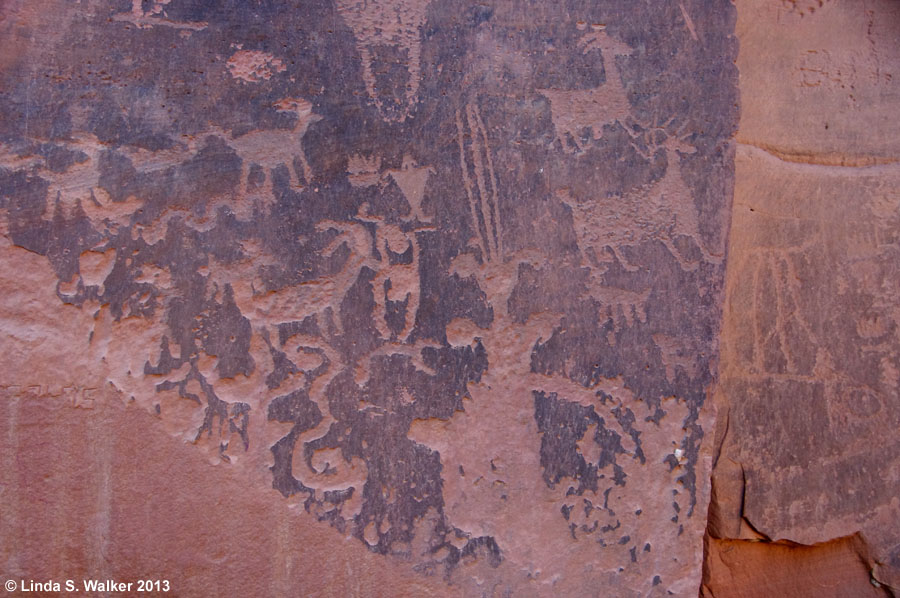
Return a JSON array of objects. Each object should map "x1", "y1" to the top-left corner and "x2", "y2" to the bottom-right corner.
[{"x1": 0, "y1": 0, "x2": 738, "y2": 594}]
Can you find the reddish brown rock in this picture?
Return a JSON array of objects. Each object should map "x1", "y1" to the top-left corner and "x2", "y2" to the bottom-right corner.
[
  {"x1": 736, "y1": 0, "x2": 900, "y2": 165},
  {"x1": 3, "y1": 0, "x2": 734, "y2": 595},
  {"x1": 703, "y1": 535, "x2": 889, "y2": 598},
  {"x1": 0, "y1": 370, "x2": 462, "y2": 597},
  {"x1": 708, "y1": 0, "x2": 900, "y2": 593}
]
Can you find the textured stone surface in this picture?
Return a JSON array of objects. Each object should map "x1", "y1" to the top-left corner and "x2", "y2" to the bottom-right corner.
[
  {"x1": 736, "y1": 0, "x2": 900, "y2": 165},
  {"x1": 707, "y1": 0, "x2": 900, "y2": 594},
  {"x1": 703, "y1": 534, "x2": 890, "y2": 598},
  {"x1": 1, "y1": 0, "x2": 739, "y2": 595},
  {"x1": 0, "y1": 357, "x2": 462, "y2": 598}
]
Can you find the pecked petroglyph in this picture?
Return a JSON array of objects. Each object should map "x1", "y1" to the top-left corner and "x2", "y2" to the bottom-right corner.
[
  {"x1": 336, "y1": 0, "x2": 432, "y2": 122},
  {"x1": 387, "y1": 156, "x2": 435, "y2": 223},
  {"x1": 209, "y1": 98, "x2": 322, "y2": 195},
  {"x1": 564, "y1": 119, "x2": 718, "y2": 272},
  {"x1": 456, "y1": 101, "x2": 502, "y2": 262},
  {"x1": 432, "y1": 96, "x2": 710, "y2": 589},
  {"x1": 539, "y1": 24, "x2": 633, "y2": 153},
  {"x1": 726, "y1": 146, "x2": 900, "y2": 385},
  {"x1": 345, "y1": 153, "x2": 435, "y2": 222},
  {"x1": 429, "y1": 246, "x2": 704, "y2": 591},
  {"x1": 679, "y1": 2, "x2": 700, "y2": 42},
  {"x1": 362, "y1": 218, "x2": 427, "y2": 342},
  {"x1": 713, "y1": 129, "x2": 900, "y2": 587},
  {"x1": 734, "y1": 250, "x2": 823, "y2": 376},
  {"x1": 1, "y1": 1, "x2": 737, "y2": 593},
  {"x1": 227, "y1": 49, "x2": 287, "y2": 84},
  {"x1": 781, "y1": 0, "x2": 834, "y2": 18},
  {"x1": 346, "y1": 154, "x2": 383, "y2": 189},
  {"x1": 112, "y1": 0, "x2": 207, "y2": 31},
  {"x1": 29, "y1": 133, "x2": 104, "y2": 216},
  {"x1": 554, "y1": 120, "x2": 720, "y2": 343}
]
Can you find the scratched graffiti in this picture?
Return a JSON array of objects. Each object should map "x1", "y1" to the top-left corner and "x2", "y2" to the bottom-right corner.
[
  {"x1": 1, "y1": 384, "x2": 98, "y2": 409},
  {"x1": 0, "y1": 0, "x2": 737, "y2": 594}
]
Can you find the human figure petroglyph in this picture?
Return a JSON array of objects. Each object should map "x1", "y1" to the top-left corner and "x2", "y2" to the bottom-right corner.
[
  {"x1": 335, "y1": 0, "x2": 431, "y2": 122},
  {"x1": 346, "y1": 153, "x2": 435, "y2": 223},
  {"x1": 253, "y1": 224, "x2": 497, "y2": 566},
  {"x1": 387, "y1": 155, "x2": 435, "y2": 223},
  {"x1": 72, "y1": 205, "x2": 345, "y2": 465},
  {"x1": 325, "y1": 152, "x2": 436, "y2": 341},
  {"x1": 424, "y1": 87, "x2": 704, "y2": 566},
  {"x1": 356, "y1": 210, "x2": 429, "y2": 343},
  {"x1": 103, "y1": 141, "x2": 438, "y2": 478},
  {"x1": 1, "y1": 1, "x2": 738, "y2": 587},
  {"x1": 540, "y1": 24, "x2": 633, "y2": 153},
  {"x1": 199, "y1": 204, "x2": 431, "y2": 472},
  {"x1": 429, "y1": 241, "x2": 695, "y2": 574}
]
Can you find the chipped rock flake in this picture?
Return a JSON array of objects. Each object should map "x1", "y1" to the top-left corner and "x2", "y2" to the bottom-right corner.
[{"x1": 227, "y1": 50, "x2": 287, "y2": 84}]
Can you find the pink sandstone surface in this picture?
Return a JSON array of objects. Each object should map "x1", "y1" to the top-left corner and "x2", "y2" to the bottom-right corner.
[{"x1": 0, "y1": 0, "x2": 897, "y2": 597}]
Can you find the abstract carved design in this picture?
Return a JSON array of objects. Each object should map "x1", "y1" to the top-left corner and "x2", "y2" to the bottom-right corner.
[{"x1": 0, "y1": 0, "x2": 737, "y2": 593}]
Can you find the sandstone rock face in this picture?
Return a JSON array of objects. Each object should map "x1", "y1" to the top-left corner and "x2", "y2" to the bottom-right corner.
[
  {"x1": 704, "y1": 534, "x2": 890, "y2": 598},
  {"x1": 6, "y1": 0, "x2": 900, "y2": 596},
  {"x1": 0, "y1": 371, "x2": 463, "y2": 597},
  {"x1": 707, "y1": 0, "x2": 900, "y2": 594},
  {"x1": 0, "y1": 1, "x2": 738, "y2": 595}
]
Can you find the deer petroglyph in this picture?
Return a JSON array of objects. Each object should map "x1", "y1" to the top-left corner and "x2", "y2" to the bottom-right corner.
[{"x1": 540, "y1": 24, "x2": 633, "y2": 153}]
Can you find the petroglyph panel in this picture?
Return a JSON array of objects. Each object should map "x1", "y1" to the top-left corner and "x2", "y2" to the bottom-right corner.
[
  {"x1": 715, "y1": 145, "x2": 900, "y2": 590},
  {"x1": 705, "y1": 3, "x2": 900, "y2": 592},
  {"x1": 1, "y1": 0, "x2": 737, "y2": 594},
  {"x1": 737, "y1": 0, "x2": 900, "y2": 162}
]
